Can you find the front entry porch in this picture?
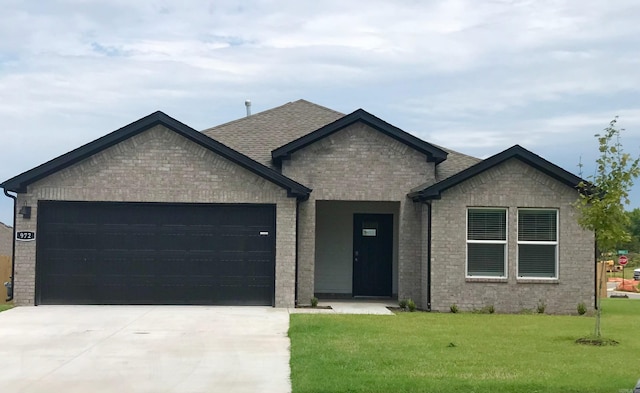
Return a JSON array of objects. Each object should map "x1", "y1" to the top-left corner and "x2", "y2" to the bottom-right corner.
[{"x1": 313, "y1": 201, "x2": 399, "y2": 300}]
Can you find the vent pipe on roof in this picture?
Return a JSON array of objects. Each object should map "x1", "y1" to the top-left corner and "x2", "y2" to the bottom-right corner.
[{"x1": 245, "y1": 99, "x2": 251, "y2": 117}]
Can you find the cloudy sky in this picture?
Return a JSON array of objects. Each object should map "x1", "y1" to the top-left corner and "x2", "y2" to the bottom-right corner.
[{"x1": 1, "y1": 0, "x2": 640, "y2": 225}]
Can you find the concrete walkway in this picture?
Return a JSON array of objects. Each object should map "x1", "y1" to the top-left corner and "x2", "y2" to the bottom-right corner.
[
  {"x1": 0, "y1": 306, "x2": 291, "y2": 393},
  {"x1": 289, "y1": 299, "x2": 396, "y2": 315}
]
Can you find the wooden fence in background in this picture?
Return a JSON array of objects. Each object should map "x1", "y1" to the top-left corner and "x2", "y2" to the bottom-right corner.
[{"x1": 0, "y1": 255, "x2": 10, "y2": 304}]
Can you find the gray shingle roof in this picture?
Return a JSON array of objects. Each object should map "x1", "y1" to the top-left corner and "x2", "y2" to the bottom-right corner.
[
  {"x1": 202, "y1": 99, "x2": 481, "y2": 183},
  {"x1": 202, "y1": 99, "x2": 344, "y2": 167},
  {"x1": 410, "y1": 145, "x2": 482, "y2": 194},
  {"x1": 434, "y1": 145, "x2": 482, "y2": 181}
]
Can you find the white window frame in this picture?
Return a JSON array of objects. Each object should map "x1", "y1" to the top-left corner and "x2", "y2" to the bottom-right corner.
[
  {"x1": 466, "y1": 207, "x2": 508, "y2": 279},
  {"x1": 517, "y1": 208, "x2": 559, "y2": 280}
]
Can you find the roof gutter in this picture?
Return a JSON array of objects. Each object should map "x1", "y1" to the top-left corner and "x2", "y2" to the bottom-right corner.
[{"x1": 3, "y1": 189, "x2": 16, "y2": 302}]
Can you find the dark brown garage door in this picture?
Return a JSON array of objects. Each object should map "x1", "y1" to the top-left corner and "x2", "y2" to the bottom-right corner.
[{"x1": 36, "y1": 201, "x2": 276, "y2": 305}]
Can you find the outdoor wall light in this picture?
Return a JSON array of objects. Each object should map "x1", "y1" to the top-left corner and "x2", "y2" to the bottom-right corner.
[{"x1": 19, "y1": 206, "x2": 31, "y2": 219}]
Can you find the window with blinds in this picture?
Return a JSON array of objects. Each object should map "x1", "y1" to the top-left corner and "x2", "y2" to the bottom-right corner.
[
  {"x1": 467, "y1": 208, "x2": 507, "y2": 277},
  {"x1": 518, "y1": 209, "x2": 558, "y2": 278}
]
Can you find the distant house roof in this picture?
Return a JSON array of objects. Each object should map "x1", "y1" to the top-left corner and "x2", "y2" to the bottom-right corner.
[
  {"x1": 409, "y1": 144, "x2": 584, "y2": 201},
  {"x1": 271, "y1": 109, "x2": 448, "y2": 165},
  {"x1": 203, "y1": 99, "x2": 344, "y2": 167},
  {"x1": 0, "y1": 221, "x2": 13, "y2": 257},
  {"x1": 1, "y1": 111, "x2": 311, "y2": 198}
]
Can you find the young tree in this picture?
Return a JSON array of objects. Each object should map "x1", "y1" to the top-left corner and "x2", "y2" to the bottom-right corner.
[
  {"x1": 575, "y1": 117, "x2": 640, "y2": 338},
  {"x1": 622, "y1": 208, "x2": 640, "y2": 253}
]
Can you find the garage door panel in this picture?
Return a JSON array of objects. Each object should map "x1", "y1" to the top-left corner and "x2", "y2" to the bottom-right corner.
[
  {"x1": 40, "y1": 224, "x2": 99, "y2": 249},
  {"x1": 43, "y1": 252, "x2": 98, "y2": 280},
  {"x1": 102, "y1": 224, "x2": 158, "y2": 250},
  {"x1": 36, "y1": 201, "x2": 276, "y2": 305}
]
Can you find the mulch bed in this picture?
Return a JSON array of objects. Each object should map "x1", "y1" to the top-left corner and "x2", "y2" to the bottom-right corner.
[{"x1": 575, "y1": 337, "x2": 619, "y2": 346}]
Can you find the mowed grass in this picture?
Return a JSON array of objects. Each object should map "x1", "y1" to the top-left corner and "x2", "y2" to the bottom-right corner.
[
  {"x1": 289, "y1": 299, "x2": 640, "y2": 393},
  {"x1": 0, "y1": 304, "x2": 13, "y2": 312}
]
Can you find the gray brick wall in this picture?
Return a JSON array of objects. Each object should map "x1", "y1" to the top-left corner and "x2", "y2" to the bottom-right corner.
[
  {"x1": 13, "y1": 125, "x2": 297, "y2": 307},
  {"x1": 430, "y1": 158, "x2": 594, "y2": 314},
  {"x1": 282, "y1": 122, "x2": 435, "y2": 306}
]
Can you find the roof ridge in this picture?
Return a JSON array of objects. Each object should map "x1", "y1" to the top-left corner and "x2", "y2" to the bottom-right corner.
[
  {"x1": 201, "y1": 99, "x2": 344, "y2": 133},
  {"x1": 294, "y1": 99, "x2": 345, "y2": 116},
  {"x1": 201, "y1": 101, "x2": 295, "y2": 132}
]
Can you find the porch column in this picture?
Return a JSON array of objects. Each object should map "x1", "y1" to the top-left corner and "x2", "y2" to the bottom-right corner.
[
  {"x1": 420, "y1": 202, "x2": 430, "y2": 309},
  {"x1": 296, "y1": 198, "x2": 316, "y2": 305},
  {"x1": 397, "y1": 198, "x2": 423, "y2": 307},
  {"x1": 274, "y1": 198, "x2": 297, "y2": 307}
]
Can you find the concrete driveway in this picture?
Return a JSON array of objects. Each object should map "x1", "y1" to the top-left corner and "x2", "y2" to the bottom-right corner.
[{"x1": 0, "y1": 306, "x2": 291, "y2": 393}]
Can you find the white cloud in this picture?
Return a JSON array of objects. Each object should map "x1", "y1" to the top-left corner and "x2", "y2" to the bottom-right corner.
[{"x1": 0, "y1": 0, "x2": 640, "y2": 224}]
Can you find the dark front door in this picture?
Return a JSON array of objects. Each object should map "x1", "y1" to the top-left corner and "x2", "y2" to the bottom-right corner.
[
  {"x1": 353, "y1": 213, "x2": 393, "y2": 297},
  {"x1": 36, "y1": 201, "x2": 276, "y2": 306}
]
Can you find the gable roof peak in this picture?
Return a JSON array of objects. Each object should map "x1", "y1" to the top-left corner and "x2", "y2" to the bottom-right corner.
[
  {"x1": 1, "y1": 111, "x2": 311, "y2": 198},
  {"x1": 409, "y1": 144, "x2": 584, "y2": 201},
  {"x1": 271, "y1": 108, "x2": 448, "y2": 165}
]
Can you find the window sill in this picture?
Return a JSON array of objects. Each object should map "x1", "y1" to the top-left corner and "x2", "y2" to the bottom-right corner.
[
  {"x1": 465, "y1": 277, "x2": 508, "y2": 283},
  {"x1": 517, "y1": 278, "x2": 559, "y2": 284}
]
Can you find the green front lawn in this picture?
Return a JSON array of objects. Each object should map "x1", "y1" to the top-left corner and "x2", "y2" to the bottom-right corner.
[
  {"x1": 289, "y1": 299, "x2": 640, "y2": 393},
  {"x1": 0, "y1": 304, "x2": 13, "y2": 312}
]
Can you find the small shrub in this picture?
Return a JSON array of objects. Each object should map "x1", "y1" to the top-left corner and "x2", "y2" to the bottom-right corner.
[
  {"x1": 474, "y1": 305, "x2": 495, "y2": 314},
  {"x1": 536, "y1": 299, "x2": 546, "y2": 314},
  {"x1": 449, "y1": 304, "x2": 459, "y2": 313},
  {"x1": 577, "y1": 302, "x2": 587, "y2": 315},
  {"x1": 407, "y1": 299, "x2": 417, "y2": 312},
  {"x1": 310, "y1": 297, "x2": 319, "y2": 308},
  {"x1": 398, "y1": 299, "x2": 408, "y2": 310}
]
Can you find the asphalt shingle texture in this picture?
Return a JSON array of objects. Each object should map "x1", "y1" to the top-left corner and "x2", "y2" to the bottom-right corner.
[
  {"x1": 202, "y1": 99, "x2": 344, "y2": 168},
  {"x1": 202, "y1": 99, "x2": 481, "y2": 185}
]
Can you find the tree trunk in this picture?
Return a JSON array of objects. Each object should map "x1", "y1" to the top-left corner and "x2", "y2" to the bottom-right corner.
[{"x1": 594, "y1": 261, "x2": 603, "y2": 337}]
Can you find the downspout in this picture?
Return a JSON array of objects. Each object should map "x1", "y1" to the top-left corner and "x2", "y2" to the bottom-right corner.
[
  {"x1": 294, "y1": 199, "x2": 300, "y2": 306},
  {"x1": 426, "y1": 201, "x2": 432, "y2": 311},
  {"x1": 3, "y1": 189, "x2": 16, "y2": 302}
]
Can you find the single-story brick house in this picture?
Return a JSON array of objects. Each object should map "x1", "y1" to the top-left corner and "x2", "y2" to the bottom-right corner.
[{"x1": 1, "y1": 100, "x2": 594, "y2": 313}]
